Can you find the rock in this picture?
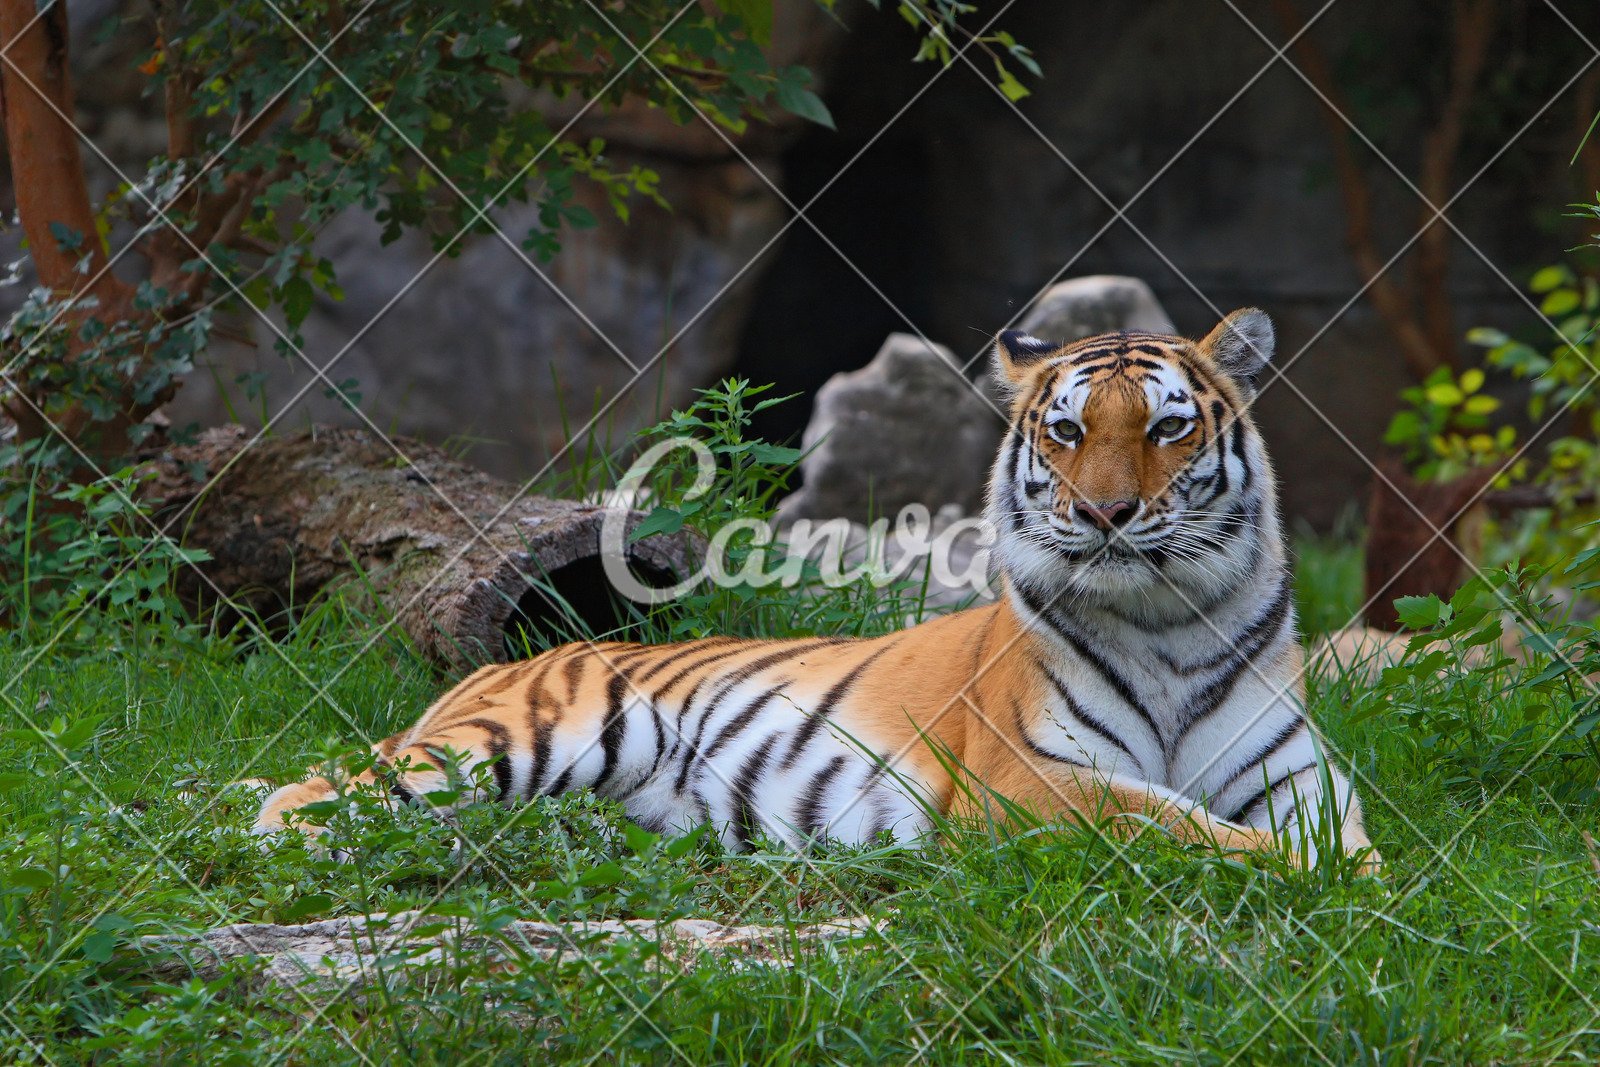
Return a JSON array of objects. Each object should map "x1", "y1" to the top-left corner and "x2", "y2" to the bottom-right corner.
[
  {"x1": 136, "y1": 909, "x2": 883, "y2": 994},
  {"x1": 777, "y1": 333, "x2": 1006, "y2": 524},
  {"x1": 776, "y1": 502, "x2": 998, "y2": 615},
  {"x1": 979, "y1": 276, "x2": 1177, "y2": 407},
  {"x1": 1015, "y1": 275, "x2": 1176, "y2": 342}
]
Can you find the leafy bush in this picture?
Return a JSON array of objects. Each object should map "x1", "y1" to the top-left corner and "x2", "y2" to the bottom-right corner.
[
  {"x1": 0, "y1": 461, "x2": 212, "y2": 650},
  {"x1": 1350, "y1": 550, "x2": 1600, "y2": 805}
]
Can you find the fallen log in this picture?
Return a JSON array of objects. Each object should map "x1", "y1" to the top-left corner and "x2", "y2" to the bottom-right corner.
[
  {"x1": 136, "y1": 909, "x2": 882, "y2": 993},
  {"x1": 139, "y1": 425, "x2": 699, "y2": 667}
]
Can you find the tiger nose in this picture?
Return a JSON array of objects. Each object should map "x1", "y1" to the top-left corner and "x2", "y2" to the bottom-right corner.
[{"x1": 1077, "y1": 499, "x2": 1137, "y2": 530}]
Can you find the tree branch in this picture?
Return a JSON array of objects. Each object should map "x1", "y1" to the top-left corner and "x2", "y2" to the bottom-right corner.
[
  {"x1": 1412, "y1": 0, "x2": 1494, "y2": 365},
  {"x1": 1269, "y1": 0, "x2": 1450, "y2": 382},
  {"x1": 0, "y1": 0, "x2": 127, "y2": 309}
]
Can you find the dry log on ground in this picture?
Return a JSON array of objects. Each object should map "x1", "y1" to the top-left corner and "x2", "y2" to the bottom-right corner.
[
  {"x1": 139, "y1": 425, "x2": 699, "y2": 667},
  {"x1": 136, "y1": 909, "x2": 882, "y2": 993}
]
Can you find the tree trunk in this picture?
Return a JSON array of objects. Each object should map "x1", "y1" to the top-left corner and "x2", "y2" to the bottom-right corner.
[
  {"x1": 139, "y1": 426, "x2": 701, "y2": 668},
  {"x1": 1362, "y1": 461, "x2": 1491, "y2": 630}
]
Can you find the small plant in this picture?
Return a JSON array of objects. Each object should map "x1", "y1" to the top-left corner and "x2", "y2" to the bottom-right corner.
[
  {"x1": 1352, "y1": 545, "x2": 1600, "y2": 805},
  {"x1": 0, "y1": 460, "x2": 212, "y2": 650},
  {"x1": 623, "y1": 379, "x2": 937, "y2": 640}
]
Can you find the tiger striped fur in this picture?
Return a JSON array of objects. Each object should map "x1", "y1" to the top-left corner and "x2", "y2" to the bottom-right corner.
[{"x1": 256, "y1": 309, "x2": 1376, "y2": 870}]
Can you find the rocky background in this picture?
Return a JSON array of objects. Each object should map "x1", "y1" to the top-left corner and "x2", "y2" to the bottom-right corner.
[{"x1": 6, "y1": 0, "x2": 1598, "y2": 529}]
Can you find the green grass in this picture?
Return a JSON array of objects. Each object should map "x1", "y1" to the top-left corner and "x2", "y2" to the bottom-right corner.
[{"x1": 2, "y1": 541, "x2": 1599, "y2": 1064}]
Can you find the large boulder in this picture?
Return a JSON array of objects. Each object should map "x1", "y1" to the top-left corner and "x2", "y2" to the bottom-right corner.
[
  {"x1": 979, "y1": 276, "x2": 1176, "y2": 406},
  {"x1": 1015, "y1": 275, "x2": 1175, "y2": 341},
  {"x1": 777, "y1": 333, "x2": 1005, "y2": 524}
]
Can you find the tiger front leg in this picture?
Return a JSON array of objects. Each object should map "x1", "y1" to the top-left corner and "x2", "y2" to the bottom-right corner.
[
  {"x1": 1233, "y1": 761, "x2": 1380, "y2": 875},
  {"x1": 960, "y1": 763, "x2": 1295, "y2": 860}
]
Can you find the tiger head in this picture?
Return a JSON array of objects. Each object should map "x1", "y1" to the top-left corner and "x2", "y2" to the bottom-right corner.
[{"x1": 987, "y1": 308, "x2": 1280, "y2": 611}]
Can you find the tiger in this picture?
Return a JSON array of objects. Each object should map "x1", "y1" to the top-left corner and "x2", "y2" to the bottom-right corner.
[{"x1": 256, "y1": 309, "x2": 1377, "y2": 871}]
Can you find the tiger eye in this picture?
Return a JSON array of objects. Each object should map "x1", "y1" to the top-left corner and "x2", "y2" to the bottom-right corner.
[
  {"x1": 1048, "y1": 420, "x2": 1082, "y2": 445},
  {"x1": 1155, "y1": 415, "x2": 1189, "y2": 438}
]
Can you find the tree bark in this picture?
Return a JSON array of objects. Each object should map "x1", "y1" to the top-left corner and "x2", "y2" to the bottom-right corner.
[
  {"x1": 1362, "y1": 460, "x2": 1492, "y2": 630},
  {"x1": 1269, "y1": 0, "x2": 1461, "y2": 381},
  {"x1": 139, "y1": 426, "x2": 702, "y2": 668}
]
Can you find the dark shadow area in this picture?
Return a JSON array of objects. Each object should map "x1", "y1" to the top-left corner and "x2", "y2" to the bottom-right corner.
[{"x1": 502, "y1": 553, "x2": 680, "y2": 658}]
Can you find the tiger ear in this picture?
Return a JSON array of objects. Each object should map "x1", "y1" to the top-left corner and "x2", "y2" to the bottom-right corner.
[
  {"x1": 993, "y1": 330, "x2": 1060, "y2": 388},
  {"x1": 1199, "y1": 308, "x2": 1274, "y2": 394}
]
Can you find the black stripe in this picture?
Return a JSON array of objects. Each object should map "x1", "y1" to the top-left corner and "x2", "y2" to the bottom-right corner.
[
  {"x1": 796, "y1": 754, "x2": 851, "y2": 842},
  {"x1": 1228, "y1": 419, "x2": 1252, "y2": 495},
  {"x1": 730, "y1": 733, "x2": 780, "y2": 851},
  {"x1": 700, "y1": 639, "x2": 838, "y2": 709},
  {"x1": 649, "y1": 643, "x2": 756, "y2": 699},
  {"x1": 1216, "y1": 717, "x2": 1306, "y2": 806},
  {"x1": 528, "y1": 715, "x2": 553, "y2": 797},
  {"x1": 1207, "y1": 400, "x2": 1229, "y2": 502},
  {"x1": 1235, "y1": 762, "x2": 1315, "y2": 825},
  {"x1": 780, "y1": 646, "x2": 894, "y2": 769},
  {"x1": 673, "y1": 677, "x2": 721, "y2": 794},
  {"x1": 1016, "y1": 584, "x2": 1164, "y2": 753},
  {"x1": 590, "y1": 672, "x2": 632, "y2": 795},
  {"x1": 701, "y1": 683, "x2": 788, "y2": 764},
  {"x1": 561, "y1": 652, "x2": 586, "y2": 704},
  {"x1": 459, "y1": 717, "x2": 514, "y2": 801},
  {"x1": 1040, "y1": 663, "x2": 1138, "y2": 764},
  {"x1": 1172, "y1": 577, "x2": 1293, "y2": 738},
  {"x1": 633, "y1": 638, "x2": 742, "y2": 688},
  {"x1": 1181, "y1": 572, "x2": 1291, "y2": 677},
  {"x1": 1012, "y1": 697, "x2": 1089, "y2": 767}
]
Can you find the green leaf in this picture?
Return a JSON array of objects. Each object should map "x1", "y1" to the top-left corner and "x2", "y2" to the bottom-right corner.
[
  {"x1": 81, "y1": 931, "x2": 118, "y2": 964},
  {"x1": 1541, "y1": 288, "x2": 1581, "y2": 317},
  {"x1": 278, "y1": 893, "x2": 333, "y2": 922},
  {"x1": 280, "y1": 276, "x2": 315, "y2": 327},
  {"x1": 577, "y1": 862, "x2": 626, "y2": 888},
  {"x1": 1530, "y1": 265, "x2": 1571, "y2": 292},
  {"x1": 720, "y1": 0, "x2": 773, "y2": 46},
  {"x1": 747, "y1": 443, "x2": 803, "y2": 466},
  {"x1": 996, "y1": 65, "x2": 1030, "y2": 102},
  {"x1": 1394, "y1": 594, "x2": 1447, "y2": 630},
  {"x1": 629, "y1": 506, "x2": 684, "y2": 543},
  {"x1": 623, "y1": 823, "x2": 660, "y2": 854},
  {"x1": 774, "y1": 76, "x2": 835, "y2": 130},
  {"x1": 8, "y1": 867, "x2": 54, "y2": 891},
  {"x1": 1424, "y1": 382, "x2": 1463, "y2": 407}
]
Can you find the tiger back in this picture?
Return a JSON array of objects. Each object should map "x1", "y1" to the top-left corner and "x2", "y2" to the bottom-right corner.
[{"x1": 256, "y1": 309, "x2": 1376, "y2": 870}]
